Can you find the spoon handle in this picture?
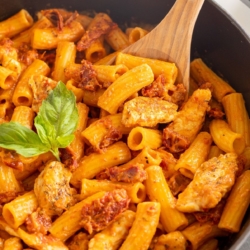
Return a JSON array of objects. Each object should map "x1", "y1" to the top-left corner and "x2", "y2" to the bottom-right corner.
[{"x1": 124, "y1": 0, "x2": 205, "y2": 90}]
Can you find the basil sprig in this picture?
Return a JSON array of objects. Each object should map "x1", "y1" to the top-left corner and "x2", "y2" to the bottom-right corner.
[{"x1": 0, "y1": 81, "x2": 79, "y2": 160}]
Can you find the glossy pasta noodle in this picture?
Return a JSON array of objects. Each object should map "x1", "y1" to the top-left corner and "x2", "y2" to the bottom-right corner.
[{"x1": 0, "y1": 7, "x2": 249, "y2": 250}]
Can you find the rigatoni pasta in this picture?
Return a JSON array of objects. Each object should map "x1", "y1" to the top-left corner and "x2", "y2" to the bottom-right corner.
[
  {"x1": 222, "y1": 93, "x2": 250, "y2": 147},
  {"x1": 145, "y1": 165, "x2": 188, "y2": 232},
  {"x1": 0, "y1": 6, "x2": 248, "y2": 250},
  {"x1": 218, "y1": 170, "x2": 250, "y2": 232},
  {"x1": 0, "y1": 9, "x2": 33, "y2": 39},
  {"x1": 98, "y1": 63, "x2": 154, "y2": 114},
  {"x1": 209, "y1": 119, "x2": 245, "y2": 155}
]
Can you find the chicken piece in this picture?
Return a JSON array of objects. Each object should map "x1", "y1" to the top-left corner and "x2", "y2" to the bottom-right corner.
[
  {"x1": 34, "y1": 161, "x2": 76, "y2": 217},
  {"x1": 176, "y1": 153, "x2": 238, "y2": 212},
  {"x1": 122, "y1": 96, "x2": 178, "y2": 127},
  {"x1": 163, "y1": 88, "x2": 211, "y2": 153},
  {"x1": 79, "y1": 189, "x2": 130, "y2": 234},
  {"x1": 29, "y1": 75, "x2": 57, "y2": 113},
  {"x1": 96, "y1": 164, "x2": 147, "y2": 183}
]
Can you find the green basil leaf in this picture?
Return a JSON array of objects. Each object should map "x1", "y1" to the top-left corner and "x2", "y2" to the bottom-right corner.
[
  {"x1": 0, "y1": 122, "x2": 50, "y2": 157},
  {"x1": 34, "y1": 81, "x2": 79, "y2": 159},
  {"x1": 56, "y1": 134, "x2": 75, "y2": 148}
]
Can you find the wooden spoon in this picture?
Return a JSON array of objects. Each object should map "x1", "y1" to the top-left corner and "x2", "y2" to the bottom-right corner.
[{"x1": 110, "y1": 0, "x2": 205, "y2": 93}]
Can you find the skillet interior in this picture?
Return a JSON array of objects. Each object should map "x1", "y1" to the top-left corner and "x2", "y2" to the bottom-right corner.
[{"x1": 0, "y1": 0, "x2": 250, "y2": 249}]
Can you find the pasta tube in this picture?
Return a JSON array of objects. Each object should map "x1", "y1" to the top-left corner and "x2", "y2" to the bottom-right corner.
[
  {"x1": 70, "y1": 141, "x2": 131, "y2": 187},
  {"x1": 94, "y1": 51, "x2": 120, "y2": 65},
  {"x1": 1, "y1": 55, "x2": 24, "y2": 79},
  {"x1": 11, "y1": 106, "x2": 35, "y2": 129},
  {"x1": 0, "y1": 9, "x2": 33, "y2": 39},
  {"x1": 120, "y1": 146, "x2": 162, "y2": 169},
  {"x1": 31, "y1": 21, "x2": 84, "y2": 50},
  {"x1": 198, "y1": 239, "x2": 218, "y2": 250},
  {"x1": 181, "y1": 221, "x2": 228, "y2": 250},
  {"x1": 65, "y1": 103, "x2": 89, "y2": 166},
  {"x1": 0, "y1": 101, "x2": 13, "y2": 121},
  {"x1": 81, "y1": 179, "x2": 146, "y2": 203},
  {"x1": 12, "y1": 59, "x2": 50, "y2": 107},
  {"x1": 67, "y1": 232, "x2": 89, "y2": 250},
  {"x1": 0, "y1": 217, "x2": 19, "y2": 237},
  {"x1": 0, "y1": 86, "x2": 16, "y2": 104},
  {"x1": 83, "y1": 12, "x2": 130, "y2": 52},
  {"x1": 207, "y1": 145, "x2": 224, "y2": 159},
  {"x1": 190, "y1": 58, "x2": 235, "y2": 102},
  {"x1": 222, "y1": 93, "x2": 250, "y2": 147},
  {"x1": 85, "y1": 38, "x2": 107, "y2": 63},
  {"x1": 115, "y1": 52, "x2": 178, "y2": 85},
  {"x1": 98, "y1": 63, "x2": 154, "y2": 114},
  {"x1": 218, "y1": 170, "x2": 250, "y2": 232},
  {"x1": 99, "y1": 108, "x2": 109, "y2": 118},
  {"x1": 174, "y1": 132, "x2": 212, "y2": 179},
  {"x1": 241, "y1": 147, "x2": 250, "y2": 171},
  {"x1": 128, "y1": 27, "x2": 149, "y2": 44},
  {"x1": 81, "y1": 113, "x2": 131, "y2": 150},
  {"x1": 119, "y1": 202, "x2": 161, "y2": 250},
  {"x1": 66, "y1": 79, "x2": 84, "y2": 102},
  {"x1": 93, "y1": 64, "x2": 128, "y2": 84},
  {"x1": 50, "y1": 191, "x2": 124, "y2": 242},
  {"x1": 80, "y1": 13, "x2": 111, "y2": 62},
  {"x1": 105, "y1": 27, "x2": 129, "y2": 51},
  {"x1": 127, "y1": 126, "x2": 162, "y2": 151},
  {"x1": 0, "y1": 161, "x2": 23, "y2": 195},
  {"x1": 209, "y1": 119, "x2": 245, "y2": 155},
  {"x1": 189, "y1": 76, "x2": 199, "y2": 96},
  {"x1": 13, "y1": 16, "x2": 53, "y2": 47},
  {"x1": 2, "y1": 191, "x2": 38, "y2": 229},
  {"x1": 18, "y1": 228, "x2": 68, "y2": 249},
  {"x1": 0, "y1": 66, "x2": 16, "y2": 90},
  {"x1": 145, "y1": 166, "x2": 188, "y2": 232},
  {"x1": 52, "y1": 41, "x2": 76, "y2": 83},
  {"x1": 83, "y1": 88, "x2": 105, "y2": 107},
  {"x1": 22, "y1": 171, "x2": 40, "y2": 191}
]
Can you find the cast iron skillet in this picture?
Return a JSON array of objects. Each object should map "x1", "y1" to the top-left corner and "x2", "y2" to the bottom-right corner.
[{"x1": 1, "y1": 0, "x2": 250, "y2": 249}]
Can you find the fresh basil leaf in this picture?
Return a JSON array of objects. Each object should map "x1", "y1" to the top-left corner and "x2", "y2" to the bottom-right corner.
[
  {"x1": 34, "y1": 81, "x2": 79, "y2": 159},
  {"x1": 0, "y1": 122, "x2": 50, "y2": 157},
  {"x1": 56, "y1": 134, "x2": 75, "y2": 148}
]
